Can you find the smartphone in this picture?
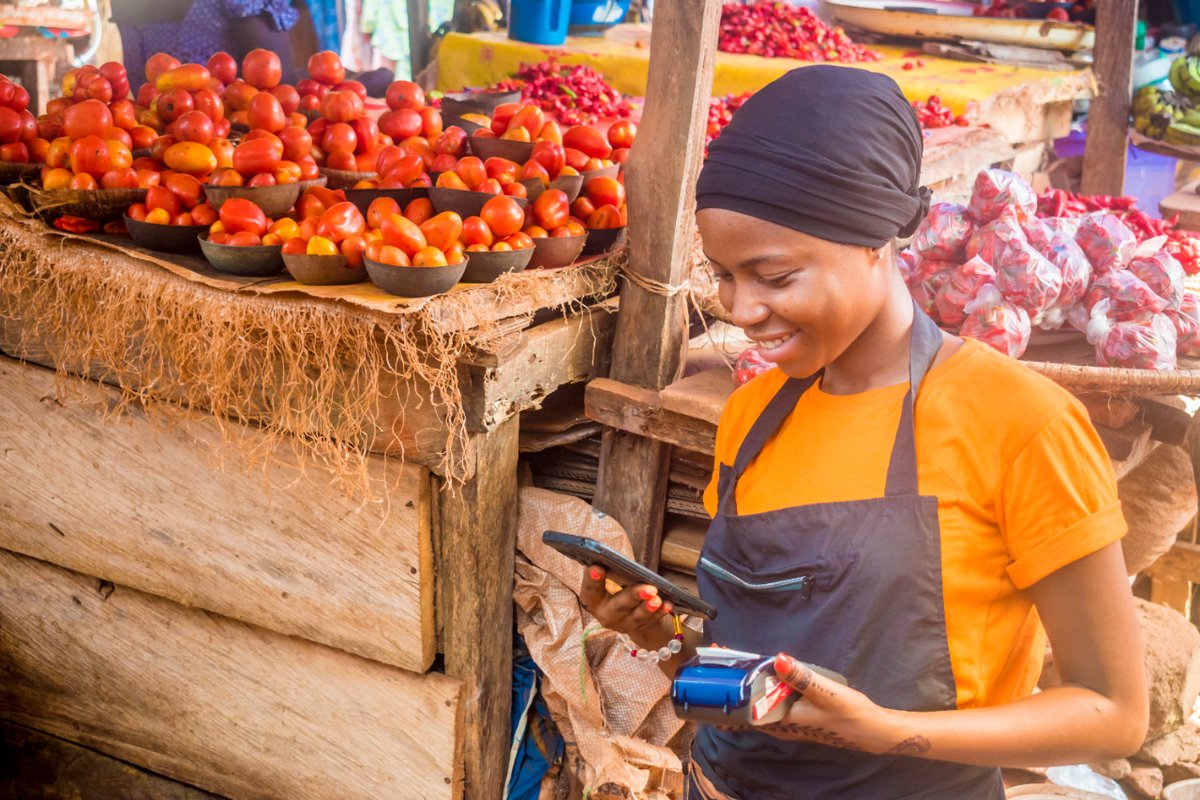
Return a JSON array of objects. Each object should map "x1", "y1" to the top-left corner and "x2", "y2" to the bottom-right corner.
[{"x1": 542, "y1": 530, "x2": 719, "y2": 620}]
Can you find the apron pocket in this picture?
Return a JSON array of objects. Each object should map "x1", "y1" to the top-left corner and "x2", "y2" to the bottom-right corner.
[{"x1": 699, "y1": 556, "x2": 816, "y2": 599}]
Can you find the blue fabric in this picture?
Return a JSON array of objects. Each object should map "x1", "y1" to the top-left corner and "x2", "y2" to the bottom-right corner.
[
  {"x1": 306, "y1": 0, "x2": 341, "y2": 53},
  {"x1": 118, "y1": 0, "x2": 299, "y2": 86},
  {"x1": 506, "y1": 642, "x2": 563, "y2": 800}
]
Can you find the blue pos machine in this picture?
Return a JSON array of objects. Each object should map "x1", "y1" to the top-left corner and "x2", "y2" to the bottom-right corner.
[{"x1": 671, "y1": 647, "x2": 847, "y2": 726}]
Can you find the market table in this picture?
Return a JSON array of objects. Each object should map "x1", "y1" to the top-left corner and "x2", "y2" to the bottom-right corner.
[
  {"x1": 0, "y1": 200, "x2": 619, "y2": 800},
  {"x1": 436, "y1": 26, "x2": 1095, "y2": 147}
]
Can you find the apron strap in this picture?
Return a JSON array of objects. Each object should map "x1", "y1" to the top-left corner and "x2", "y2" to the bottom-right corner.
[{"x1": 883, "y1": 304, "x2": 944, "y2": 497}]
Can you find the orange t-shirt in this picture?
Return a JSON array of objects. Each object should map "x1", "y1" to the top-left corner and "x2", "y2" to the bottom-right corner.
[{"x1": 703, "y1": 338, "x2": 1126, "y2": 709}]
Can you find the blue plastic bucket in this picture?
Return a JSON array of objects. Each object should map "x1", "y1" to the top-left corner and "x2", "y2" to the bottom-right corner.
[
  {"x1": 568, "y1": 0, "x2": 631, "y2": 31},
  {"x1": 509, "y1": 0, "x2": 572, "y2": 45}
]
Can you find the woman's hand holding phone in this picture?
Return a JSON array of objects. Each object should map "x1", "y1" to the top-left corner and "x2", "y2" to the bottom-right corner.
[{"x1": 580, "y1": 565, "x2": 676, "y2": 653}]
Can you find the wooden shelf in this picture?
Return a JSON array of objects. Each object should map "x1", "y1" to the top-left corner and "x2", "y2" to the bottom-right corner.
[{"x1": 0, "y1": 5, "x2": 93, "y2": 32}]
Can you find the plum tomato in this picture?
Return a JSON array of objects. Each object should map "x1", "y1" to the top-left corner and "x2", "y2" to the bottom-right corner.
[
  {"x1": 380, "y1": 213, "x2": 426, "y2": 256},
  {"x1": 219, "y1": 197, "x2": 269, "y2": 236},
  {"x1": 480, "y1": 195, "x2": 524, "y2": 237},
  {"x1": 315, "y1": 201, "x2": 366, "y2": 243},
  {"x1": 532, "y1": 189, "x2": 570, "y2": 231},
  {"x1": 585, "y1": 176, "x2": 624, "y2": 209}
]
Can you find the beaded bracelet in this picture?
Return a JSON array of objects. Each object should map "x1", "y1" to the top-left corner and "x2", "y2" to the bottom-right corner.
[{"x1": 621, "y1": 614, "x2": 685, "y2": 664}]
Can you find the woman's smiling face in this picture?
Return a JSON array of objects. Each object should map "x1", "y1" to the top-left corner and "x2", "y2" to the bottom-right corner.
[{"x1": 698, "y1": 208, "x2": 897, "y2": 379}]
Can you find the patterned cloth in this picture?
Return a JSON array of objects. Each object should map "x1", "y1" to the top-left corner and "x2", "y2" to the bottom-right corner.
[
  {"x1": 306, "y1": 0, "x2": 341, "y2": 53},
  {"x1": 118, "y1": 0, "x2": 299, "y2": 86}
]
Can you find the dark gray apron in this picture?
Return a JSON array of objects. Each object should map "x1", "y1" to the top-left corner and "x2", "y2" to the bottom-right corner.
[{"x1": 690, "y1": 308, "x2": 1004, "y2": 800}]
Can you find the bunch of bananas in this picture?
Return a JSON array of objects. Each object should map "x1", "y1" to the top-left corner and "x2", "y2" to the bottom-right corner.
[{"x1": 1132, "y1": 83, "x2": 1198, "y2": 142}]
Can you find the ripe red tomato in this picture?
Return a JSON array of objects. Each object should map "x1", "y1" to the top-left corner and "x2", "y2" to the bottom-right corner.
[
  {"x1": 321, "y1": 90, "x2": 364, "y2": 123},
  {"x1": 242, "y1": 49, "x2": 282, "y2": 90},
  {"x1": 165, "y1": 172, "x2": 204, "y2": 208},
  {"x1": 455, "y1": 156, "x2": 487, "y2": 191},
  {"x1": 385, "y1": 80, "x2": 425, "y2": 111},
  {"x1": 174, "y1": 110, "x2": 215, "y2": 144},
  {"x1": 461, "y1": 215, "x2": 493, "y2": 248},
  {"x1": 247, "y1": 172, "x2": 277, "y2": 187},
  {"x1": 308, "y1": 51, "x2": 346, "y2": 85},
  {"x1": 321, "y1": 122, "x2": 357, "y2": 156},
  {"x1": 586, "y1": 204, "x2": 623, "y2": 230},
  {"x1": 68, "y1": 135, "x2": 111, "y2": 177},
  {"x1": 381, "y1": 212, "x2": 427, "y2": 256},
  {"x1": 100, "y1": 167, "x2": 139, "y2": 188},
  {"x1": 145, "y1": 53, "x2": 181, "y2": 84},
  {"x1": 378, "y1": 108, "x2": 422, "y2": 141},
  {"x1": 190, "y1": 89, "x2": 223, "y2": 124},
  {"x1": 297, "y1": 156, "x2": 320, "y2": 180},
  {"x1": 155, "y1": 89, "x2": 194, "y2": 124},
  {"x1": 108, "y1": 99, "x2": 136, "y2": 132},
  {"x1": 490, "y1": 103, "x2": 521, "y2": 136},
  {"x1": 232, "y1": 137, "x2": 283, "y2": 175},
  {"x1": 0, "y1": 107, "x2": 21, "y2": 144},
  {"x1": 147, "y1": 184, "x2": 182, "y2": 215},
  {"x1": 480, "y1": 195, "x2": 524, "y2": 237},
  {"x1": 316, "y1": 201, "x2": 366, "y2": 242},
  {"x1": 207, "y1": 51, "x2": 238, "y2": 85},
  {"x1": 350, "y1": 117, "x2": 378, "y2": 155},
  {"x1": 248, "y1": 92, "x2": 287, "y2": 133},
  {"x1": 334, "y1": 80, "x2": 367, "y2": 100},
  {"x1": 503, "y1": 231, "x2": 534, "y2": 250},
  {"x1": 413, "y1": 245, "x2": 449, "y2": 267},
  {"x1": 530, "y1": 140, "x2": 565, "y2": 179},
  {"x1": 476, "y1": 178, "x2": 502, "y2": 195},
  {"x1": 0, "y1": 141, "x2": 26, "y2": 162},
  {"x1": 420, "y1": 107, "x2": 443, "y2": 140},
  {"x1": 433, "y1": 126, "x2": 467, "y2": 157},
  {"x1": 519, "y1": 159, "x2": 550, "y2": 186},
  {"x1": 99, "y1": 62, "x2": 130, "y2": 100},
  {"x1": 268, "y1": 84, "x2": 301, "y2": 116},
  {"x1": 61, "y1": 99, "x2": 112, "y2": 140},
  {"x1": 533, "y1": 189, "x2": 570, "y2": 231},
  {"x1": 508, "y1": 106, "x2": 545, "y2": 138},
  {"x1": 278, "y1": 125, "x2": 312, "y2": 162},
  {"x1": 484, "y1": 157, "x2": 520, "y2": 185},
  {"x1": 219, "y1": 197, "x2": 268, "y2": 236},
  {"x1": 366, "y1": 196, "x2": 401, "y2": 229},
  {"x1": 296, "y1": 78, "x2": 329, "y2": 99},
  {"x1": 224, "y1": 80, "x2": 259, "y2": 112},
  {"x1": 227, "y1": 231, "x2": 263, "y2": 247},
  {"x1": 606, "y1": 120, "x2": 637, "y2": 149},
  {"x1": 563, "y1": 126, "x2": 612, "y2": 160},
  {"x1": 585, "y1": 176, "x2": 625, "y2": 209}
]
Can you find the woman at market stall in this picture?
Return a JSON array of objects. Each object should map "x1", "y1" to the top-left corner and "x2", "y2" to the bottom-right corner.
[{"x1": 581, "y1": 66, "x2": 1148, "y2": 798}]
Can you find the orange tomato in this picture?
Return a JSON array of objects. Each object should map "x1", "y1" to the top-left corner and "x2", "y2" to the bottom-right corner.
[
  {"x1": 145, "y1": 207, "x2": 171, "y2": 224},
  {"x1": 523, "y1": 224, "x2": 548, "y2": 239},
  {"x1": 146, "y1": 185, "x2": 182, "y2": 215},
  {"x1": 190, "y1": 202, "x2": 218, "y2": 226},
  {"x1": 279, "y1": 126, "x2": 312, "y2": 162},
  {"x1": 444, "y1": 242, "x2": 465, "y2": 265},
  {"x1": 163, "y1": 141, "x2": 217, "y2": 176},
  {"x1": 403, "y1": 197, "x2": 434, "y2": 225},
  {"x1": 412, "y1": 246, "x2": 448, "y2": 267},
  {"x1": 228, "y1": 230, "x2": 264, "y2": 246},
  {"x1": 340, "y1": 232, "x2": 367, "y2": 267},
  {"x1": 585, "y1": 176, "x2": 625, "y2": 210},
  {"x1": 490, "y1": 241, "x2": 513, "y2": 252},
  {"x1": 164, "y1": 172, "x2": 203, "y2": 208},
  {"x1": 519, "y1": 159, "x2": 550, "y2": 186},
  {"x1": 434, "y1": 170, "x2": 468, "y2": 191},
  {"x1": 282, "y1": 237, "x2": 308, "y2": 255},
  {"x1": 41, "y1": 167, "x2": 72, "y2": 190},
  {"x1": 315, "y1": 201, "x2": 366, "y2": 243},
  {"x1": 325, "y1": 151, "x2": 357, "y2": 171},
  {"x1": 503, "y1": 181, "x2": 528, "y2": 199},
  {"x1": 309, "y1": 51, "x2": 346, "y2": 86},
  {"x1": 145, "y1": 53, "x2": 182, "y2": 85},
  {"x1": 156, "y1": 63, "x2": 211, "y2": 93},
  {"x1": 224, "y1": 80, "x2": 259, "y2": 111},
  {"x1": 607, "y1": 120, "x2": 637, "y2": 149},
  {"x1": 367, "y1": 196, "x2": 401, "y2": 229},
  {"x1": 376, "y1": 244, "x2": 411, "y2": 266},
  {"x1": 209, "y1": 167, "x2": 244, "y2": 187},
  {"x1": 248, "y1": 92, "x2": 287, "y2": 133},
  {"x1": 269, "y1": 217, "x2": 299, "y2": 239},
  {"x1": 380, "y1": 212, "x2": 426, "y2": 256},
  {"x1": 564, "y1": 125, "x2": 612, "y2": 160},
  {"x1": 385, "y1": 80, "x2": 425, "y2": 111},
  {"x1": 106, "y1": 140, "x2": 133, "y2": 170},
  {"x1": 321, "y1": 90, "x2": 364, "y2": 123},
  {"x1": 501, "y1": 126, "x2": 531, "y2": 143},
  {"x1": 306, "y1": 235, "x2": 339, "y2": 255},
  {"x1": 507, "y1": 106, "x2": 545, "y2": 138},
  {"x1": 171, "y1": 212, "x2": 195, "y2": 226},
  {"x1": 135, "y1": 168, "x2": 161, "y2": 188},
  {"x1": 262, "y1": 232, "x2": 283, "y2": 246},
  {"x1": 129, "y1": 125, "x2": 158, "y2": 150},
  {"x1": 503, "y1": 231, "x2": 534, "y2": 250},
  {"x1": 219, "y1": 197, "x2": 269, "y2": 236},
  {"x1": 586, "y1": 204, "x2": 623, "y2": 230},
  {"x1": 127, "y1": 202, "x2": 148, "y2": 221},
  {"x1": 532, "y1": 189, "x2": 570, "y2": 231},
  {"x1": 68, "y1": 135, "x2": 111, "y2": 177},
  {"x1": 242, "y1": 49, "x2": 283, "y2": 90},
  {"x1": 364, "y1": 238, "x2": 385, "y2": 261},
  {"x1": 455, "y1": 156, "x2": 486, "y2": 191},
  {"x1": 419, "y1": 211, "x2": 462, "y2": 251},
  {"x1": 480, "y1": 195, "x2": 525, "y2": 237},
  {"x1": 537, "y1": 120, "x2": 563, "y2": 145}
]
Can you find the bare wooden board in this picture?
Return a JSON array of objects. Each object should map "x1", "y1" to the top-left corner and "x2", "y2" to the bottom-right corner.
[
  {"x1": 0, "y1": 356, "x2": 435, "y2": 673},
  {"x1": 919, "y1": 126, "x2": 1015, "y2": 190},
  {"x1": 586, "y1": 377, "x2": 718, "y2": 457},
  {"x1": 1080, "y1": 0, "x2": 1135, "y2": 196},
  {"x1": 661, "y1": 569, "x2": 699, "y2": 596},
  {"x1": 0, "y1": 720, "x2": 224, "y2": 800},
  {"x1": 1160, "y1": 183, "x2": 1200, "y2": 234},
  {"x1": 659, "y1": 368, "x2": 733, "y2": 427},
  {"x1": 0, "y1": 549, "x2": 463, "y2": 800},
  {"x1": 660, "y1": 516, "x2": 708, "y2": 573}
]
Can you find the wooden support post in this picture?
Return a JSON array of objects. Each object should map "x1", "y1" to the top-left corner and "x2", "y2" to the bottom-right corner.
[
  {"x1": 593, "y1": 0, "x2": 722, "y2": 566},
  {"x1": 1080, "y1": 0, "x2": 1136, "y2": 197},
  {"x1": 408, "y1": 0, "x2": 431, "y2": 81},
  {"x1": 437, "y1": 414, "x2": 520, "y2": 800}
]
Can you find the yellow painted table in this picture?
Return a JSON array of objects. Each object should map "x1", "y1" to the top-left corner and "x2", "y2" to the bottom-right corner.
[{"x1": 437, "y1": 26, "x2": 1094, "y2": 143}]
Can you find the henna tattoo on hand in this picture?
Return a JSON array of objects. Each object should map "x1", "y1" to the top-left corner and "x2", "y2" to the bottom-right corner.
[
  {"x1": 886, "y1": 735, "x2": 932, "y2": 755},
  {"x1": 764, "y1": 725, "x2": 865, "y2": 751}
]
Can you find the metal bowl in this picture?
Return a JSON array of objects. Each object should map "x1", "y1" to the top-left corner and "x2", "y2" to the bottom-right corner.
[
  {"x1": 198, "y1": 235, "x2": 285, "y2": 276},
  {"x1": 365, "y1": 257, "x2": 467, "y2": 297},
  {"x1": 124, "y1": 216, "x2": 208, "y2": 254},
  {"x1": 295, "y1": 175, "x2": 329, "y2": 194},
  {"x1": 0, "y1": 161, "x2": 40, "y2": 185},
  {"x1": 522, "y1": 174, "x2": 584, "y2": 203},
  {"x1": 204, "y1": 182, "x2": 300, "y2": 217},
  {"x1": 283, "y1": 253, "x2": 368, "y2": 285},
  {"x1": 467, "y1": 136, "x2": 535, "y2": 164},
  {"x1": 529, "y1": 235, "x2": 587, "y2": 269},
  {"x1": 582, "y1": 226, "x2": 627, "y2": 256},
  {"x1": 443, "y1": 115, "x2": 487, "y2": 136},
  {"x1": 441, "y1": 89, "x2": 521, "y2": 118},
  {"x1": 429, "y1": 187, "x2": 527, "y2": 218},
  {"x1": 461, "y1": 247, "x2": 534, "y2": 283},
  {"x1": 345, "y1": 186, "x2": 429, "y2": 216},
  {"x1": 319, "y1": 167, "x2": 378, "y2": 190}
]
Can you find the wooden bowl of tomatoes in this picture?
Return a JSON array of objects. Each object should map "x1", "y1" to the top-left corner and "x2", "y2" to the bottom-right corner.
[
  {"x1": 204, "y1": 183, "x2": 300, "y2": 218},
  {"x1": 282, "y1": 253, "x2": 368, "y2": 286},
  {"x1": 199, "y1": 234, "x2": 285, "y2": 277},
  {"x1": 580, "y1": 164, "x2": 619, "y2": 184},
  {"x1": 365, "y1": 256, "x2": 468, "y2": 297},
  {"x1": 461, "y1": 246, "x2": 534, "y2": 283},
  {"x1": 319, "y1": 167, "x2": 378, "y2": 191},
  {"x1": 0, "y1": 161, "x2": 40, "y2": 185},
  {"x1": 442, "y1": 89, "x2": 521, "y2": 118},
  {"x1": 124, "y1": 215, "x2": 209, "y2": 254},
  {"x1": 522, "y1": 174, "x2": 584, "y2": 204},
  {"x1": 528, "y1": 234, "x2": 587, "y2": 269},
  {"x1": 345, "y1": 187, "x2": 429, "y2": 217},
  {"x1": 29, "y1": 186, "x2": 147, "y2": 221},
  {"x1": 467, "y1": 136, "x2": 535, "y2": 165},
  {"x1": 429, "y1": 187, "x2": 527, "y2": 220},
  {"x1": 294, "y1": 175, "x2": 328, "y2": 194},
  {"x1": 582, "y1": 226, "x2": 627, "y2": 257}
]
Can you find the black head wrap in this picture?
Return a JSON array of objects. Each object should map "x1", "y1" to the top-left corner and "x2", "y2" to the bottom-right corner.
[{"x1": 696, "y1": 66, "x2": 930, "y2": 248}]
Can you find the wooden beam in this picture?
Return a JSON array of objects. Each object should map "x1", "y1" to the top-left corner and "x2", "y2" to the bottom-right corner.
[
  {"x1": 586, "y1": 377, "x2": 717, "y2": 456},
  {"x1": 0, "y1": 720, "x2": 222, "y2": 800},
  {"x1": 436, "y1": 415, "x2": 520, "y2": 800},
  {"x1": 0, "y1": 355, "x2": 437, "y2": 674},
  {"x1": 0, "y1": 549, "x2": 464, "y2": 800},
  {"x1": 594, "y1": 0, "x2": 722, "y2": 564},
  {"x1": 408, "y1": 0, "x2": 431, "y2": 80},
  {"x1": 1080, "y1": 0, "x2": 1135, "y2": 197}
]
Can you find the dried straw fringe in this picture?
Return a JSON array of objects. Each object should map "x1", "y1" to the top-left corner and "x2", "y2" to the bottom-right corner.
[{"x1": 0, "y1": 215, "x2": 619, "y2": 497}]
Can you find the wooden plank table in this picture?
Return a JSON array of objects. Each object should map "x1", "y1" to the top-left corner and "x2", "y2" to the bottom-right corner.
[{"x1": 0, "y1": 213, "x2": 619, "y2": 800}]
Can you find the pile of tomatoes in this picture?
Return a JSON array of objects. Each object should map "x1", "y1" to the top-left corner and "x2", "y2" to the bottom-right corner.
[
  {"x1": 296, "y1": 50, "x2": 369, "y2": 115},
  {"x1": 127, "y1": 173, "x2": 216, "y2": 227},
  {"x1": 0, "y1": 74, "x2": 46, "y2": 165}
]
